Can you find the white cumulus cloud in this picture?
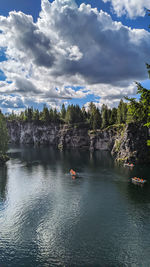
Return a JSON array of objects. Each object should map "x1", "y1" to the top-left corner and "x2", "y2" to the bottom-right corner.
[
  {"x1": 0, "y1": 0, "x2": 149, "y2": 110},
  {"x1": 102, "y1": 0, "x2": 150, "y2": 18}
]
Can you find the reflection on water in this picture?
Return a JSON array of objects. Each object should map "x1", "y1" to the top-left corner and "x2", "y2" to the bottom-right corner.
[
  {"x1": 0, "y1": 145, "x2": 150, "y2": 266},
  {"x1": 0, "y1": 165, "x2": 8, "y2": 203}
]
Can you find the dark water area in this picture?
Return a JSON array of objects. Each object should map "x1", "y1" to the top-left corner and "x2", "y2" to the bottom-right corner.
[{"x1": 0, "y1": 145, "x2": 150, "y2": 267}]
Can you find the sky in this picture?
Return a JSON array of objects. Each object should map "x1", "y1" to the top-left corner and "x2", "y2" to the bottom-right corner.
[{"x1": 0, "y1": 0, "x2": 150, "y2": 112}]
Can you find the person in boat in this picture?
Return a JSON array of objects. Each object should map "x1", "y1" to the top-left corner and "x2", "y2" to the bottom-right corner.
[
  {"x1": 70, "y1": 169, "x2": 76, "y2": 176},
  {"x1": 132, "y1": 177, "x2": 144, "y2": 182}
]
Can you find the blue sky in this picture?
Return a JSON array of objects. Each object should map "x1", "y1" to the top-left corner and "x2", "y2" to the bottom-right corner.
[{"x1": 0, "y1": 0, "x2": 150, "y2": 112}]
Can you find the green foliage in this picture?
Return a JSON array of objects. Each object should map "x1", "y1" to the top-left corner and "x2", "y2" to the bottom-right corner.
[
  {"x1": 41, "y1": 105, "x2": 50, "y2": 122},
  {"x1": 110, "y1": 108, "x2": 117, "y2": 125},
  {"x1": 0, "y1": 112, "x2": 9, "y2": 154},
  {"x1": 61, "y1": 104, "x2": 66, "y2": 120},
  {"x1": 125, "y1": 63, "x2": 150, "y2": 125},
  {"x1": 5, "y1": 101, "x2": 129, "y2": 131},
  {"x1": 101, "y1": 104, "x2": 109, "y2": 129},
  {"x1": 117, "y1": 100, "x2": 128, "y2": 124},
  {"x1": 125, "y1": 84, "x2": 150, "y2": 124},
  {"x1": 32, "y1": 109, "x2": 40, "y2": 122},
  {"x1": 25, "y1": 107, "x2": 33, "y2": 122},
  {"x1": 114, "y1": 139, "x2": 121, "y2": 152},
  {"x1": 65, "y1": 104, "x2": 85, "y2": 124},
  {"x1": 87, "y1": 102, "x2": 102, "y2": 130},
  {"x1": 4, "y1": 72, "x2": 150, "y2": 134},
  {"x1": 147, "y1": 140, "x2": 150, "y2": 146}
]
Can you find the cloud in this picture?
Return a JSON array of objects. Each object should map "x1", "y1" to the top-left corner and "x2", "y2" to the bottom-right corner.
[
  {"x1": 102, "y1": 0, "x2": 150, "y2": 18},
  {"x1": 0, "y1": 95, "x2": 26, "y2": 109},
  {"x1": 0, "y1": 0, "x2": 150, "y2": 110}
]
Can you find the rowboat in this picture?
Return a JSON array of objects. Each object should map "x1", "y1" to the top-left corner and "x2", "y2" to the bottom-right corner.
[
  {"x1": 124, "y1": 163, "x2": 134, "y2": 167},
  {"x1": 70, "y1": 169, "x2": 77, "y2": 179},
  {"x1": 131, "y1": 177, "x2": 146, "y2": 184}
]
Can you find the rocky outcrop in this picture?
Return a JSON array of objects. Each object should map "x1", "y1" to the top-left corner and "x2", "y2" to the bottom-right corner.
[
  {"x1": 7, "y1": 121, "x2": 150, "y2": 163},
  {"x1": 111, "y1": 123, "x2": 150, "y2": 163},
  {"x1": 7, "y1": 121, "x2": 90, "y2": 149},
  {"x1": 89, "y1": 128, "x2": 116, "y2": 151},
  {"x1": 0, "y1": 153, "x2": 9, "y2": 165}
]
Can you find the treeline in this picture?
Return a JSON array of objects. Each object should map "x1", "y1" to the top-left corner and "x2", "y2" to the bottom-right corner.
[
  {"x1": 5, "y1": 100, "x2": 129, "y2": 130},
  {"x1": 4, "y1": 90, "x2": 149, "y2": 130},
  {"x1": 4, "y1": 63, "x2": 150, "y2": 130}
]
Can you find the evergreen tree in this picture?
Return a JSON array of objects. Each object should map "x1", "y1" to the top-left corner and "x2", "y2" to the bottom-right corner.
[
  {"x1": 101, "y1": 104, "x2": 109, "y2": 129},
  {"x1": 92, "y1": 108, "x2": 102, "y2": 130},
  {"x1": 53, "y1": 108, "x2": 59, "y2": 123},
  {"x1": 24, "y1": 107, "x2": 33, "y2": 122},
  {"x1": 110, "y1": 107, "x2": 117, "y2": 125},
  {"x1": 41, "y1": 105, "x2": 50, "y2": 122},
  {"x1": 19, "y1": 111, "x2": 25, "y2": 121},
  {"x1": 33, "y1": 109, "x2": 40, "y2": 122},
  {"x1": 81, "y1": 106, "x2": 87, "y2": 122},
  {"x1": 49, "y1": 108, "x2": 54, "y2": 122},
  {"x1": 65, "y1": 105, "x2": 75, "y2": 124},
  {"x1": 125, "y1": 80, "x2": 150, "y2": 124},
  {"x1": 88, "y1": 102, "x2": 99, "y2": 129},
  {"x1": 117, "y1": 100, "x2": 128, "y2": 124},
  {"x1": 61, "y1": 104, "x2": 66, "y2": 121},
  {"x1": 0, "y1": 113, "x2": 9, "y2": 154}
]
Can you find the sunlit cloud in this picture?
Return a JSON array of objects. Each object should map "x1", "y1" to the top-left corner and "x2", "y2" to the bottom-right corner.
[{"x1": 0, "y1": 0, "x2": 149, "y2": 110}]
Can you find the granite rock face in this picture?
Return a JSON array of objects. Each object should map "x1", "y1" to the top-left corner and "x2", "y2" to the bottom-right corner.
[
  {"x1": 89, "y1": 129, "x2": 116, "y2": 151},
  {"x1": 7, "y1": 121, "x2": 90, "y2": 148},
  {"x1": 7, "y1": 121, "x2": 150, "y2": 163},
  {"x1": 111, "y1": 123, "x2": 149, "y2": 163}
]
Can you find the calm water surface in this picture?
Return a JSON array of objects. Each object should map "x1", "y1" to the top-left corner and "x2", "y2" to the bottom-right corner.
[{"x1": 0, "y1": 145, "x2": 150, "y2": 266}]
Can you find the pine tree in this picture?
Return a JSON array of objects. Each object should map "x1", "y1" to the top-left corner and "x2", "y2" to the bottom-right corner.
[
  {"x1": 0, "y1": 113, "x2": 9, "y2": 154},
  {"x1": 61, "y1": 104, "x2": 66, "y2": 121},
  {"x1": 101, "y1": 104, "x2": 109, "y2": 129},
  {"x1": 41, "y1": 105, "x2": 50, "y2": 122},
  {"x1": 33, "y1": 109, "x2": 40, "y2": 122},
  {"x1": 110, "y1": 107, "x2": 117, "y2": 125}
]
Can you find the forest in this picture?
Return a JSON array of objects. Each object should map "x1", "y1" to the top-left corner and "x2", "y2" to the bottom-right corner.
[{"x1": 4, "y1": 80, "x2": 150, "y2": 131}]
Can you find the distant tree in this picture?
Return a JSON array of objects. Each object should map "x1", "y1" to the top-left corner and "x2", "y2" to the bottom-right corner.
[
  {"x1": 125, "y1": 81, "x2": 150, "y2": 124},
  {"x1": 65, "y1": 105, "x2": 75, "y2": 124},
  {"x1": 81, "y1": 106, "x2": 87, "y2": 122},
  {"x1": 53, "y1": 108, "x2": 59, "y2": 123},
  {"x1": 110, "y1": 107, "x2": 117, "y2": 125},
  {"x1": 117, "y1": 100, "x2": 128, "y2": 124},
  {"x1": 49, "y1": 108, "x2": 54, "y2": 122},
  {"x1": 61, "y1": 104, "x2": 66, "y2": 121},
  {"x1": 32, "y1": 109, "x2": 40, "y2": 122},
  {"x1": 7, "y1": 111, "x2": 17, "y2": 121},
  {"x1": 101, "y1": 104, "x2": 109, "y2": 129},
  {"x1": 0, "y1": 113, "x2": 9, "y2": 154},
  {"x1": 41, "y1": 105, "x2": 50, "y2": 122},
  {"x1": 24, "y1": 107, "x2": 33, "y2": 122},
  {"x1": 88, "y1": 102, "x2": 102, "y2": 129},
  {"x1": 19, "y1": 111, "x2": 25, "y2": 121},
  {"x1": 93, "y1": 108, "x2": 102, "y2": 130}
]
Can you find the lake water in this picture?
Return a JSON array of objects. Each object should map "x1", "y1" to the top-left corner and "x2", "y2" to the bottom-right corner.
[{"x1": 0, "y1": 145, "x2": 150, "y2": 267}]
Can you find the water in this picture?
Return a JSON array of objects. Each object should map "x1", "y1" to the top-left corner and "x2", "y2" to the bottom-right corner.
[{"x1": 0, "y1": 145, "x2": 150, "y2": 267}]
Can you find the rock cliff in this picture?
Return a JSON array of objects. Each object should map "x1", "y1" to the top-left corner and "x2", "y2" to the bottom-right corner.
[
  {"x1": 111, "y1": 123, "x2": 150, "y2": 163},
  {"x1": 7, "y1": 121, "x2": 150, "y2": 163},
  {"x1": 7, "y1": 121, "x2": 90, "y2": 149}
]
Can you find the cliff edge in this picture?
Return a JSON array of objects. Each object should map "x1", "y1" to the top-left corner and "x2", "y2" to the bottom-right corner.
[{"x1": 7, "y1": 121, "x2": 150, "y2": 163}]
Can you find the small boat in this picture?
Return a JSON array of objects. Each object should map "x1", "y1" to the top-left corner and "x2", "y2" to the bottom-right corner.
[
  {"x1": 124, "y1": 163, "x2": 134, "y2": 167},
  {"x1": 131, "y1": 177, "x2": 146, "y2": 184},
  {"x1": 70, "y1": 169, "x2": 77, "y2": 178}
]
